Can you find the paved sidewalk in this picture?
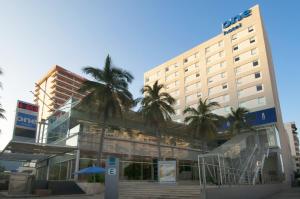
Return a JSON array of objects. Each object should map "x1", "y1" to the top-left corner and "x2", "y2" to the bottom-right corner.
[
  {"x1": 0, "y1": 193, "x2": 104, "y2": 199},
  {"x1": 265, "y1": 188, "x2": 300, "y2": 199}
]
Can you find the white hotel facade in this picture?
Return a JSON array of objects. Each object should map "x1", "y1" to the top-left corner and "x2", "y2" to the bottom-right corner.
[{"x1": 144, "y1": 5, "x2": 293, "y2": 182}]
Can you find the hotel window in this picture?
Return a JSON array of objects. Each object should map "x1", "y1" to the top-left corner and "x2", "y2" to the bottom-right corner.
[
  {"x1": 255, "y1": 72, "x2": 261, "y2": 79},
  {"x1": 251, "y1": 49, "x2": 257, "y2": 55},
  {"x1": 185, "y1": 68, "x2": 188, "y2": 72},
  {"x1": 250, "y1": 37, "x2": 256, "y2": 44},
  {"x1": 220, "y1": 72, "x2": 225, "y2": 78},
  {"x1": 234, "y1": 56, "x2": 240, "y2": 62},
  {"x1": 183, "y1": 58, "x2": 188, "y2": 63},
  {"x1": 157, "y1": 71, "x2": 161, "y2": 77},
  {"x1": 218, "y1": 41, "x2": 223, "y2": 47},
  {"x1": 256, "y1": 84, "x2": 263, "y2": 91},
  {"x1": 222, "y1": 83, "x2": 228, "y2": 90},
  {"x1": 219, "y1": 51, "x2": 224, "y2": 57},
  {"x1": 253, "y1": 60, "x2": 259, "y2": 67},
  {"x1": 196, "y1": 73, "x2": 200, "y2": 77},
  {"x1": 233, "y1": 45, "x2": 238, "y2": 51},
  {"x1": 232, "y1": 34, "x2": 237, "y2": 41},
  {"x1": 205, "y1": 47, "x2": 210, "y2": 53},
  {"x1": 174, "y1": 99, "x2": 180, "y2": 106},
  {"x1": 258, "y1": 97, "x2": 266, "y2": 105},
  {"x1": 165, "y1": 67, "x2": 169, "y2": 72},
  {"x1": 248, "y1": 26, "x2": 254, "y2": 33}
]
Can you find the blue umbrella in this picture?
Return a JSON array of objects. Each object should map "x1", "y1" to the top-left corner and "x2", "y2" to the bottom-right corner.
[{"x1": 75, "y1": 166, "x2": 106, "y2": 174}]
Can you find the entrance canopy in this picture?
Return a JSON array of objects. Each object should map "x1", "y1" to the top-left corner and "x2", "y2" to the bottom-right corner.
[{"x1": 0, "y1": 140, "x2": 77, "y2": 162}]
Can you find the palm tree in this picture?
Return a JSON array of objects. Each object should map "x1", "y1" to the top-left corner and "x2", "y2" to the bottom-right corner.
[
  {"x1": 183, "y1": 98, "x2": 223, "y2": 141},
  {"x1": 139, "y1": 80, "x2": 175, "y2": 160},
  {"x1": 227, "y1": 107, "x2": 253, "y2": 135},
  {"x1": 79, "y1": 55, "x2": 134, "y2": 166}
]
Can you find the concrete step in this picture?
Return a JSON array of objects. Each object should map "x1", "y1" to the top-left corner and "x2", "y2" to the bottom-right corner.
[{"x1": 119, "y1": 181, "x2": 201, "y2": 199}]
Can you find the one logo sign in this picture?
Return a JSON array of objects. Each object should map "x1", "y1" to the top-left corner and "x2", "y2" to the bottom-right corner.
[
  {"x1": 16, "y1": 112, "x2": 37, "y2": 130},
  {"x1": 108, "y1": 168, "x2": 116, "y2": 175},
  {"x1": 13, "y1": 100, "x2": 39, "y2": 139},
  {"x1": 223, "y1": 10, "x2": 252, "y2": 29}
]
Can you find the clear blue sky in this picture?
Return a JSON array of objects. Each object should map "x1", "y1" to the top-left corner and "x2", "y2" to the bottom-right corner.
[{"x1": 0, "y1": 0, "x2": 299, "y2": 149}]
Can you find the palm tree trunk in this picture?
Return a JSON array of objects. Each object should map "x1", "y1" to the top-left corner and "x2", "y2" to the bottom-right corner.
[
  {"x1": 156, "y1": 129, "x2": 161, "y2": 160},
  {"x1": 97, "y1": 125, "x2": 106, "y2": 166}
]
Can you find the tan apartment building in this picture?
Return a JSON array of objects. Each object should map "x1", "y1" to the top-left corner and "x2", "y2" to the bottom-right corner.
[
  {"x1": 144, "y1": 5, "x2": 293, "y2": 182},
  {"x1": 285, "y1": 122, "x2": 300, "y2": 172},
  {"x1": 34, "y1": 65, "x2": 86, "y2": 121}
]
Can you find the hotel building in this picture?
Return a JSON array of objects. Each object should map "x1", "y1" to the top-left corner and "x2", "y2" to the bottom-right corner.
[
  {"x1": 144, "y1": 5, "x2": 292, "y2": 182},
  {"x1": 34, "y1": 65, "x2": 86, "y2": 121}
]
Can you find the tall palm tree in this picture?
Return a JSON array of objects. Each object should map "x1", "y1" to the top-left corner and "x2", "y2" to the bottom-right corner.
[
  {"x1": 227, "y1": 107, "x2": 253, "y2": 135},
  {"x1": 79, "y1": 55, "x2": 134, "y2": 166},
  {"x1": 139, "y1": 80, "x2": 175, "y2": 160},
  {"x1": 183, "y1": 98, "x2": 223, "y2": 141}
]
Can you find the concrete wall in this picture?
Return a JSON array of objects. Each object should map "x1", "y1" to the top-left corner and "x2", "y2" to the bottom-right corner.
[{"x1": 206, "y1": 184, "x2": 288, "y2": 199}]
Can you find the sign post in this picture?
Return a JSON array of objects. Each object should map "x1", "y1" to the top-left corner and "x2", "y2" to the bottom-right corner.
[
  {"x1": 105, "y1": 156, "x2": 119, "y2": 199},
  {"x1": 13, "y1": 100, "x2": 39, "y2": 143}
]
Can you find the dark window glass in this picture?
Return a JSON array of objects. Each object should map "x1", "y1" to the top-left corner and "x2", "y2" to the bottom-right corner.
[
  {"x1": 250, "y1": 39, "x2": 255, "y2": 43},
  {"x1": 255, "y1": 72, "x2": 261, "y2": 78},
  {"x1": 253, "y1": 60, "x2": 259, "y2": 66},
  {"x1": 233, "y1": 46, "x2": 238, "y2": 51},
  {"x1": 196, "y1": 74, "x2": 200, "y2": 77},
  {"x1": 222, "y1": 84, "x2": 228, "y2": 89},
  {"x1": 256, "y1": 85, "x2": 263, "y2": 91},
  {"x1": 235, "y1": 57, "x2": 240, "y2": 62}
]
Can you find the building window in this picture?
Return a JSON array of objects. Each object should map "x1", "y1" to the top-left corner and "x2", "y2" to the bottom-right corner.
[
  {"x1": 183, "y1": 58, "x2": 188, "y2": 63},
  {"x1": 250, "y1": 37, "x2": 255, "y2": 44},
  {"x1": 253, "y1": 60, "x2": 259, "y2": 67},
  {"x1": 157, "y1": 71, "x2": 161, "y2": 77},
  {"x1": 165, "y1": 67, "x2": 169, "y2": 72},
  {"x1": 219, "y1": 51, "x2": 224, "y2": 57},
  {"x1": 256, "y1": 84, "x2": 263, "y2": 91},
  {"x1": 185, "y1": 68, "x2": 188, "y2": 72},
  {"x1": 205, "y1": 47, "x2": 210, "y2": 53},
  {"x1": 251, "y1": 49, "x2": 257, "y2": 55},
  {"x1": 222, "y1": 84, "x2": 228, "y2": 89},
  {"x1": 220, "y1": 62, "x2": 225, "y2": 68},
  {"x1": 145, "y1": 78, "x2": 149, "y2": 82},
  {"x1": 248, "y1": 26, "x2": 254, "y2": 32},
  {"x1": 257, "y1": 97, "x2": 265, "y2": 104},
  {"x1": 234, "y1": 57, "x2": 240, "y2": 62},
  {"x1": 255, "y1": 72, "x2": 261, "y2": 79},
  {"x1": 233, "y1": 45, "x2": 238, "y2": 51},
  {"x1": 196, "y1": 73, "x2": 200, "y2": 77},
  {"x1": 232, "y1": 34, "x2": 237, "y2": 41},
  {"x1": 218, "y1": 41, "x2": 223, "y2": 47}
]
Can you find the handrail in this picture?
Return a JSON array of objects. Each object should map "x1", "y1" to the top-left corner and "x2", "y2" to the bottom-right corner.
[{"x1": 238, "y1": 144, "x2": 258, "y2": 184}]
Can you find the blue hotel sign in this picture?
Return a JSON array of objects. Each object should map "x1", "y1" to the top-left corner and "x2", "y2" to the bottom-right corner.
[
  {"x1": 16, "y1": 112, "x2": 37, "y2": 130},
  {"x1": 223, "y1": 9, "x2": 252, "y2": 35},
  {"x1": 222, "y1": 107, "x2": 277, "y2": 130}
]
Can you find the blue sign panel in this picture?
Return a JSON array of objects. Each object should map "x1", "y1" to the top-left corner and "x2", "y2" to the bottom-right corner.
[
  {"x1": 246, "y1": 107, "x2": 277, "y2": 126},
  {"x1": 16, "y1": 112, "x2": 38, "y2": 130},
  {"x1": 221, "y1": 107, "x2": 277, "y2": 131}
]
